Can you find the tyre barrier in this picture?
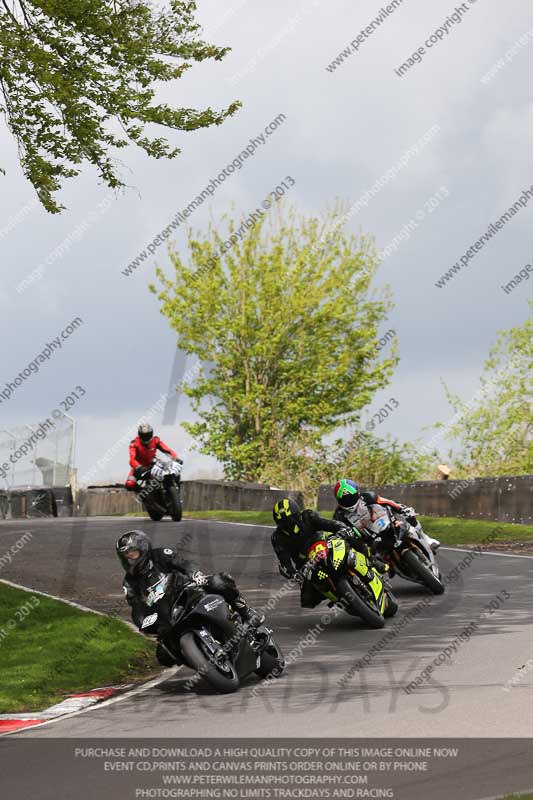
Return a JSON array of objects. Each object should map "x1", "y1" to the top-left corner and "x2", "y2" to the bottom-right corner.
[
  {"x1": 1, "y1": 486, "x2": 74, "y2": 519},
  {"x1": 75, "y1": 481, "x2": 304, "y2": 516}
]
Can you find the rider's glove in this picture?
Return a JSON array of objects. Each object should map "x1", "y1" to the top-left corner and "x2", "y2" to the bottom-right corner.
[
  {"x1": 191, "y1": 570, "x2": 208, "y2": 586},
  {"x1": 401, "y1": 505, "x2": 417, "y2": 522},
  {"x1": 300, "y1": 563, "x2": 314, "y2": 582}
]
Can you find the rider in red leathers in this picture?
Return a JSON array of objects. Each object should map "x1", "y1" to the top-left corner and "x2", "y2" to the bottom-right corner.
[{"x1": 125, "y1": 423, "x2": 179, "y2": 492}]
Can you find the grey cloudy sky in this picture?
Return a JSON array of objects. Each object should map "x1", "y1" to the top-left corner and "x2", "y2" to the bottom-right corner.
[{"x1": 0, "y1": 0, "x2": 531, "y2": 484}]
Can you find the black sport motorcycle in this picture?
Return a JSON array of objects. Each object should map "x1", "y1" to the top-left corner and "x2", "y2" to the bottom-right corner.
[
  {"x1": 136, "y1": 458, "x2": 183, "y2": 522},
  {"x1": 140, "y1": 573, "x2": 285, "y2": 693}
]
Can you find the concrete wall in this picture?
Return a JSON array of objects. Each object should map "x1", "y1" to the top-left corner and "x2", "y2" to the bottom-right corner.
[
  {"x1": 181, "y1": 480, "x2": 303, "y2": 512},
  {"x1": 317, "y1": 474, "x2": 533, "y2": 525},
  {"x1": 76, "y1": 481, "x2": 303, "y2": 516}
]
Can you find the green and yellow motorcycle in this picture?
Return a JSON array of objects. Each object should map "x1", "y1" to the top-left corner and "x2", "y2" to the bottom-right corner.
[{"x1": 305, "y1": 534, "x2": 398, "y2": 629}]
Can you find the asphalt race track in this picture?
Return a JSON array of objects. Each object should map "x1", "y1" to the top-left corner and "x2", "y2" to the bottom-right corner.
[{"x1": 1, "y1": 516, "x2": 533, "y2": 739}]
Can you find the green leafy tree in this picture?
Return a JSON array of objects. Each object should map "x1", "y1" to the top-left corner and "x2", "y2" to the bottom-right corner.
[
  {"x1": 439, "y1": 306, "x2": 532, "y2": 477},
  {"x1": 0, "y1": 0, "x2": 239, "y2": 212},
  {"x1": 330, "y1": 430, "x2": 435, "y2": 487},
  {"x1": 152, "y1": 206, "x2": 399, "y2": 485}
]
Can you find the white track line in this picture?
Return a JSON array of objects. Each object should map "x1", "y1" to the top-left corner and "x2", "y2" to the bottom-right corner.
[
  {"x1": 0, "y1": 578, "x2": 110, "y2": 616},
  {"x1": 2, "y1": 517, "x2": 532, "y2": 738},
  {"x1": 0, "y1": 578, "x2": 176, "y2": 737},
  {"x1": 441, "y1": 546, "x2": 533, "y2": 560},
  {"x1": 181, "y1": 519, "x2": 533, "y2": 560},
  {"x1": 0, "y1": 668, "x2": 178, "y2": 738}
]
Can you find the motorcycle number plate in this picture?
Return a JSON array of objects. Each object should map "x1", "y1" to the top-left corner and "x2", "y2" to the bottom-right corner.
[{"x1": 368, "y1": 517, "x2": 388, "y2": 534}]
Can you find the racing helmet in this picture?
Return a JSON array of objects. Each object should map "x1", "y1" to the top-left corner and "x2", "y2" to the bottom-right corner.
[
  {"x1": 116, "y1": 530, "x2": 152, "y2": 576},
  {"x1": 138, "y1": 423, "x2": 154, "y2": 445},
  {"x1": 334, "y1": 478, "x2": 360, "y2": 510},
  {"x1": 273, "y1": 498, "x2": 302, "y2": 535}
]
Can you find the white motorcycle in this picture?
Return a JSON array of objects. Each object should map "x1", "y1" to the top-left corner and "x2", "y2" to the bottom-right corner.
[{"x1": 366, "y1": 504, "x2": 444, "y2": 595}]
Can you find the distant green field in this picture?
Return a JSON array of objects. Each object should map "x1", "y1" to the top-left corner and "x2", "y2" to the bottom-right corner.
[
  {"x1": 183, "y1": 510, "x2": 533, "y2": 546},
  {"x1": 0, "y1": 583, "x2": 156, "y2": 714}
]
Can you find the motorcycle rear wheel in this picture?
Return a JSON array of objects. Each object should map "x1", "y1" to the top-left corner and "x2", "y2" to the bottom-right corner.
[
  {"x1": 180, "y1": 631, "x2": 239, "y2": 693},
  {"x1": 336, "y1": 576, "x2": 385, "y2": 628},
  {"x1": 402, "y1": 549, "x2": 445, "y2": 595}
]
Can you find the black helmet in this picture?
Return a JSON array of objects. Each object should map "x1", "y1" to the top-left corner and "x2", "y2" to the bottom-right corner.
[
  {"x1": 116, "y1": 530, "x2": 152, "y2": 576},
  {"x1": 273, "y1": 497, "x2": 302, "y2": 535},
  {"x1": 138, "y1": 423, "x2": 154, "y2": 445}
]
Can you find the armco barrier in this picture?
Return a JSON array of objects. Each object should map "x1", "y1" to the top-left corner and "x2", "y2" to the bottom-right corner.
[
  {"x1": 76, "y1": 481, "x2": 304, "y2": 516},
  {"x1": 317, "y1": 474, "x2": 533, "y2": 525}
]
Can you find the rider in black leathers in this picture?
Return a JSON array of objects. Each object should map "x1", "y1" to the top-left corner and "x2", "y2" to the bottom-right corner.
[
  {"x1": 270, "y1": 498, "x2": 378, "y2": 608},
  {"x1": 117, "y1": 530, "x2": 263, "y2": 666}
]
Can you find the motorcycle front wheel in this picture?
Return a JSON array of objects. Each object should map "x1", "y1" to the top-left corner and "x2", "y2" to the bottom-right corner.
[
  {"x1": 255, "y1": 644, "x2": 286, "y2": 680},
  {"x1": 180, "y1": 631, "x2": 239, "y2": 693},
  {"x1": 336, "y1": 576, "x2": 385, "y2": 629},
  {"x1": 146, "y1": 505, "x2": 164, "y2": 521},
  {"x1": 401, "y1": 549, "x2": 445, "y2": 595},
  {"x1": 167, "y1": 485, "x2": 182, "y2": 522}
]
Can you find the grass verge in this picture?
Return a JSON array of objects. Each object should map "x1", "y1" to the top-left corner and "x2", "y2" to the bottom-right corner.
[
  {"x1": 497, "y1": 794, "x2": 533, "y2": 799},
  {"x1": 183, "y1": 510, "x2": 533, "y2": 545},
  {"x1": 0, "y1": 582, "x2": 156, "y2": 714}
]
